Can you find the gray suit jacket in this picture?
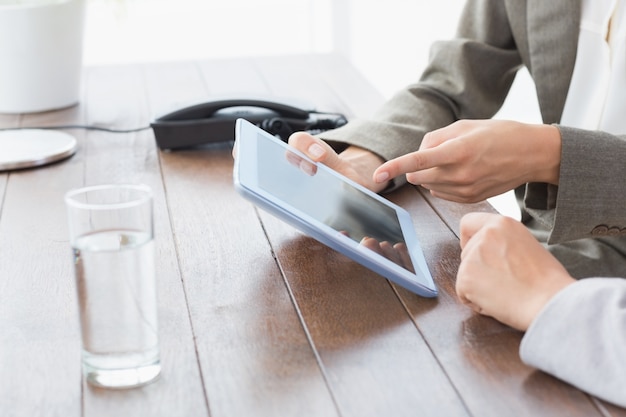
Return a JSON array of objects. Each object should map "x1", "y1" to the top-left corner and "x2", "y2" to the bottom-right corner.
[
  {"x1": 321, "y1": 0, "x2": 626, "y2": 279},
  {"x1": 321, "y1": 0, "x2": 626, "y2": 407}
]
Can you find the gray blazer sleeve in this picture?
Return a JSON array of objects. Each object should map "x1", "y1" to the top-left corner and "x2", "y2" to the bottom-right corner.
[
  {"x1": 525, "y1": 127, "x2": 626, "y2": 244},
  {"x1": 319, "y1": 0, "x2": 522, "y2": 187},
  {"x1": 520, "y1": 278, "x2": 626, "y2": 407}
]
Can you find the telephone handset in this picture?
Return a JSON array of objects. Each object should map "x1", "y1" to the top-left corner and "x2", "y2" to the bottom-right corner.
[{"x1": 151, "y1": 97, "x2": 348, "y2": 150}]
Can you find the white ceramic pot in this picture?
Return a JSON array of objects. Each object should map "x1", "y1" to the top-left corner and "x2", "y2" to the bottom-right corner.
[{"x1": 0, "y1": 0, "x2": 86, "y2": 113}]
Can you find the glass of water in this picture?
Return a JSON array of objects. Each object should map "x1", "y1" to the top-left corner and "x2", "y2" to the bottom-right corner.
[{"x1": 65, "y1": 184, "x2": 161, "y2": 389}]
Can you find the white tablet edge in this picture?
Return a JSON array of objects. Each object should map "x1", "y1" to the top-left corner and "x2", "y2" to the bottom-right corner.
[{"x1": 233, "y1": 118, "x2": 437, "y2": 297}]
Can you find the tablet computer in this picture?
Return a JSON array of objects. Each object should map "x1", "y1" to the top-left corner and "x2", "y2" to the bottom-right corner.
[{"x1": 233, "y1": 118, "x2": 437, "y2": 297}]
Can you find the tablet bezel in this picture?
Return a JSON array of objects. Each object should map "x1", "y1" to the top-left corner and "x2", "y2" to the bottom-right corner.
[{"x1": 233, "y1": 118, "x2": 437, "y2": 297}]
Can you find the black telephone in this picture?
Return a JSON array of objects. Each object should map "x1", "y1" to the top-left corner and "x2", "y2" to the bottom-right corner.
[{"x1": 151, "y1": 97, "x2": 348, "y2": 150}]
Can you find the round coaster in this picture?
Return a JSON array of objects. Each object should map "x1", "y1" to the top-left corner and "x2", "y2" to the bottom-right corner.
[{"x1": 0, "y1": 129, "x2": 77, "y2": 171}]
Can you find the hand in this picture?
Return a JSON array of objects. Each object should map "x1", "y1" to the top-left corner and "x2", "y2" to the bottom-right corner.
[
  {"x1": 456, "y1": 212, "x2": 575, "y2": 331},
  {"x1": 288, "y1": 132, "x2": 388, "y2": 193},
  {"x1": 373, "y1": 120, "x2": 562, "y2": 203}
]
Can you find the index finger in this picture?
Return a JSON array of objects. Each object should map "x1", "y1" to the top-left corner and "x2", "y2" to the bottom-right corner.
[{"x1": 373, "y1": 146, "x2": 449, "y2": 184}]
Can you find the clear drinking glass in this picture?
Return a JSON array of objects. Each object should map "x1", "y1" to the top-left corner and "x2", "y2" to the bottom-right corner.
[{"x1": 65, "y1": 184, "x2": 161, "y2": 389}]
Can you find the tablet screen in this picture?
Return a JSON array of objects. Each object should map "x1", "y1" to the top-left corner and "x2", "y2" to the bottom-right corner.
[
  {"x1": 234, "y1": 118, "x2": 436, "y2": 297},
  {"x1": 256, "y1": 132, "x2": 415, "y2": 273}
]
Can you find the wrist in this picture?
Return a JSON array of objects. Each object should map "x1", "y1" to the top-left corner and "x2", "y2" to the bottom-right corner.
[
  {"x1": 529, "y1": 124, "x2": 562, "y2": 185},
  {"x1": 340, "y1": 146, "x2": 388, "y2": 193},
  {"x1": 522, "y1": 272, "x2": 575, "y2": 331}
]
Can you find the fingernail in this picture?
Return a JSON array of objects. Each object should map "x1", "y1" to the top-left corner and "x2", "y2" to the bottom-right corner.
[
  {"x1": 308, "y1": 143, "x2": 324, "y2": 158},
  {"x1": 375, "y1": 171, "x2": 389, "y2": 183},
  {"x1": 299, "y1": 160, "x2": 315, "y2": 176}
]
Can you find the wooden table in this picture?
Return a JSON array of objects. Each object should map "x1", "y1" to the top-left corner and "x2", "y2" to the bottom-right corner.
[{"x1": 1, "y1": 54, "x2": 623, "y2": 417}]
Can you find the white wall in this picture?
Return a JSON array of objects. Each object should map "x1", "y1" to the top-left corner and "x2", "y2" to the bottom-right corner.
[
  {"x1": 85, "y1": 0, "x2": 538, "y2": 115},
  {"x1": 84, "y1": 0, "x2": 468, "y2": 98},
  {"x1": 333, "y1": 0, "x2": 465, "y2": 98},
  {"x1": 84, "y1": 0, "x2": 334, "y2": 66}
]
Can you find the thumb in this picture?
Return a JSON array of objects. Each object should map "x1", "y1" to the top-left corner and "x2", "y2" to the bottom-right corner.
[
  {"x1": 459, "y1": 212, "x2": 499, "y2": 249},
  {"x1": 288, "y1": 132, "x2": 341, "y2": 168}
]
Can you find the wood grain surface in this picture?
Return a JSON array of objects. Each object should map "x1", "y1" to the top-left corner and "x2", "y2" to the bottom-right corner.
[{"x1": 0, "y1": 55, "x2": 623, "y2": 417}]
